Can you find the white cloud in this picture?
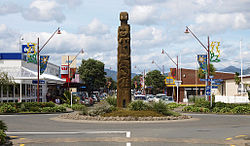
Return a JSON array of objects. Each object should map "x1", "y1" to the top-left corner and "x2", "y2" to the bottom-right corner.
[
  {"x1": 78, "y1": 18, "x2": 110, "y2": 35},
  {"x1": 130, "y1": 5, "x2": 158, "y2": 25},
  {"x1": 22, "y1": 0, "x2": 65, "y2": 23},
  {"x1": 0, "y1": 2, "x2": 22, "y2": 15},
  {"x1": 58, "y1": 0, "x2": 83, "y2": 8}
]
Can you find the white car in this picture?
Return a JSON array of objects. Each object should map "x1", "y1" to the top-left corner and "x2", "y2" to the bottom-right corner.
[
  {"x1": 146, "y1": 94, "x2": 155, "y2": 102},
  {"x1": 133, "y1": 95, "x2": 148, "y2": 103},
  {"x1": 154, "y1": 94, "x2": 166, "y2": 102}
]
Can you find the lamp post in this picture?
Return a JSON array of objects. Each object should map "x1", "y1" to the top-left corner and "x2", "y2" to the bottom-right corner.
[
  {"x1": 161, "y1": 49, "x2": 180, "y2": 102},
  {"x1": 185, "y1": 26, "x2": 211, "y2": 102},
  {"x1": 37, "y1": 27, "x2": 61, "y2": 103},
  {"x1": 152, "y1": 60, "x2": 164, "y2": 74}
]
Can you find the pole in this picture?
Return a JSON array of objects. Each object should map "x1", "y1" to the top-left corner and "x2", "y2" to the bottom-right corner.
[
  {"x1": 70, "y1": 90, "x2": 72, "y2": 108},
  {"x1": 208, "y1": 36, "x2": 212, "y2": 107},
  {"x1": 143, "y1": 69, "x2": 145, "y2": 95},
  {"x1": 68, "y1": 55, "x2": 70, "y2": 91},
  {"x1": 37, "y1": 37, "x2": 40, "y2": 103},
  {"x1": 176, "y1": 56, "x2": 179, "y2": 103},
  {"x1": 240, "y1": 40, "x2": 243, "y2": 95}
]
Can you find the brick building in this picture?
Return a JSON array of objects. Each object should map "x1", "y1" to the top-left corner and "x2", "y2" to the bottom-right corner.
[{"x1": 166, "y1": 68, "x2": 234, "y2": 102}]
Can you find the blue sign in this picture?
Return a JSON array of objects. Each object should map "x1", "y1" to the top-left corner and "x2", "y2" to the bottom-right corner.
[
  {"x1": 22, "y1": 44, "x2": 35, "y2": 53},
  {"x1": 200, "y1": 79, "x2": 211, "y2": 82},
  {"x1": 212, "y1": 79, "x2": 223, "y2": 82},
  {"x1": 212, "y1": 86, "x2": 218, "y2": 89},
  {"x1": 212, "y1": 82, "x2": 221, "y2": 85},
  {"x1": 32, "y1": 80, "x2": 45, "y2": 84},
  {"x1": 206, "y1": 89, "x2": 211, "y2": 96},
  {"x1": 206, "y1": 86, "x2": 211, "y2": 90}
]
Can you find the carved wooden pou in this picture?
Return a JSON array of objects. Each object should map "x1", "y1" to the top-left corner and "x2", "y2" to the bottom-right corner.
[{"x1": 117, "y1": 12, "x2": 131, "y2": 108}]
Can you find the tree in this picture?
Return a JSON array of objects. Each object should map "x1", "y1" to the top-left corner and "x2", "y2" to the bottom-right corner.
[
  {"x1": 234, "y1": 72, "x2": 241, "y2": 85},
  {"x1": 78, "y1": 59, "x2": 106, "y2": 94},
  {"x1": 198, "y1": 64, "x2": 216, "y2": 79},
  {"x1": 0, "y1": 72, "x2": 15, "y2": 93},
  {"x1": 145, "y1": 70, "x2": 165, "y2": 94},
  {"x1": 131, "y1": 74, "x2": 142, "y2": 91}
]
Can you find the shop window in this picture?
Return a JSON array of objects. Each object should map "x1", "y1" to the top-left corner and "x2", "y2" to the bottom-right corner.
[
  {"x1": 15, "y1": 85, "x2": 20, "y2": 97},
  {"x1": 9, "y1": 85, "x2": 14, "y2": 98},
  {"x1": 3, "y1": 86, "x2": 7, "y2": 97},
  {"x1": 22, "y1": 84, "x2": 25, "y2": 96}
]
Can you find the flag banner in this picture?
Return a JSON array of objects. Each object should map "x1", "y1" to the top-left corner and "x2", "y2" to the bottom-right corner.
[
  {"x1": 170, "y1": 68, "x2": 176, "y2": 79},
  {"x1": 70, "y1": 68, "x2": 76, "y2": 79},
  {"x1": 27, "y1": 53, "x2": 37, "y2": 64},
  {"x1": 40, "y1": 55, "x2": 49, "y2": 74},
  {"x1": 134, "y1": 81, "x2": 137, "y2": 89},
  {"x1": 26, "y1": 43, "x2": 37, "y2": 64},
  {"x1": 197, "y1": 55, "x2": 207, "y2": 73},
  {"x1": 210, "y1": 41, "x2": 221, "y2": 63}
]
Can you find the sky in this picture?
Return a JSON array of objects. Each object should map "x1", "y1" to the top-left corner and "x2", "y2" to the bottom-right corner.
[{"x1": 0, "y1": 0, "x2": 250, "y2": 74}]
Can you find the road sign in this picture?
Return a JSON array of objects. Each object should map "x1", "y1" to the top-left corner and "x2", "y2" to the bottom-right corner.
[
  {"x1": 212, "y1": 82, "x2": 221, "y2": 85},
  {"x1": 209, "y1": 76, "x2": 214, "y2": 78},
  {"x1": 206, "y1": 86, "x2": 211, "y2": 90},
  {"x1": 32, "y1": 80, "x2": 45, "y2": 84},
  {"x1": 212, "y1": 86, "x2": 218, "y2": 89},
  {"x1": 206, "y1": 89, "x2": 211, "y2": 95},
  {"x1": 200, "y1": 79, "x2": 211, "y2": 82},
  {"x1": 212, "y1": 79, "x2": 223, "y2": 82}
]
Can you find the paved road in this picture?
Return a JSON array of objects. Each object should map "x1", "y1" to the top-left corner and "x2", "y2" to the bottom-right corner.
[{"x1": 1, "y1": 113, "x2": 250, "y2": 146}]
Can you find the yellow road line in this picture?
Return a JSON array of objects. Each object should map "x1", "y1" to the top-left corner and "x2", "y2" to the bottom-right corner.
[
  {"x1": 230, "y1": 145, "x2": 236, "y2": 146},
  {"x1": 20, "y1": 144, "x2": 25, "y2": 146},
  {"x1": 235, "y1": 135, "x2": 247, "y2": 138},
  {"x1": 225, "y1": 137, "x2": 232, "y2": 140},
  {"x1": 9, "y1": 136, "x2": 19, "y2": 138},
  {"x1": 19, "y1": 138, "x2": 26, "y2": 140}
]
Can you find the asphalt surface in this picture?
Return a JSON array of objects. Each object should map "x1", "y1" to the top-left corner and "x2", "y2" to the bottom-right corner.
[{"x1": 1, "y1": 113, "x2": 250, "y2": 146}]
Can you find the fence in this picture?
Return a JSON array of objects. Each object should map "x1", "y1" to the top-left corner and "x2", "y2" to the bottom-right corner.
[{"x1": 215, "y1": 95, "x2": 249, "y2": 103}]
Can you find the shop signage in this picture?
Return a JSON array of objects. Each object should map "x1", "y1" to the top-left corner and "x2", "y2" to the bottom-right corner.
[
  {"x1": 60, "y1": 65, "x2": 68, "y2": 74},
  {"x1": 32, "y1": 80, "x2": 45, "y2": 84}
]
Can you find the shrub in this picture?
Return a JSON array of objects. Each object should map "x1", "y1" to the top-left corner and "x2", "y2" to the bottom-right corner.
[
  {"x1": 212, "y1": 107, "x2": 221, "y2": 113},
  {"x1": 194, "y1": 99, "x2": 211, "y2": 108},
  {"x1": 0, "y1": 121, "x2": 7, "y2": 145},
  {"x1": 231, "y1": 106, "x2": 250, "y2": 114},
  {"x1": 0, "y1": 104, "x2": 17, "y2": 113},
  {"x1": 29, "y1": 106, "x2": 41, "y2": 112},
  {"x1": 200, "y1": 107, "x2": 210, "y2": 113},
  {"x1": 72, "y1": 104, "x2": 87, "y2": 111},
  {"x1": 182, "y1": 106, "x2": 194, "y2": 112},
  {"x1": 151, "y1": 101, "x2": 176, "y2": 116},
  {"x1": 88, "y1": 100, "x2": 115, "y2": 116},
  {"x1": 105, "y1": 96, "x2": 117, "y2": 107},
  {"x1": 42, "y1": 102, "x2": 55, "y2": 107},
  {"x1": 54, "y1": 106, "x2": 66, "y2": 112},
  {"x1": 220, "y1": 107, "x2": 231, "y2": 113},
  {"x1": 167, "y1": 103, "x2": 183, "y2": 110},
  {"x1": 0, "y1": 130, "x2": 6, "y2": 145},
  {"x1": 128, "y1": 101, "x2": 151, "y2": 111}
]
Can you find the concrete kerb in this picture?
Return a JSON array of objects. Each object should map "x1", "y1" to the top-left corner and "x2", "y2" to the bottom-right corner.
[{"x1": 50, "y1": 116, "x2": 200, "y2": 124}]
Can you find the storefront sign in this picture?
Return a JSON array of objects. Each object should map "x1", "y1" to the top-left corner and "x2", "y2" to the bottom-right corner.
[
  {"x1": 32, "y1": 80, "x2": 45, "y2": 84},
  {"x1": 60, "y1": 65, "x2": 68, "y2": 74},
  {"x1": 61, "y1": 56, "x2": 76, "y2": 68}
]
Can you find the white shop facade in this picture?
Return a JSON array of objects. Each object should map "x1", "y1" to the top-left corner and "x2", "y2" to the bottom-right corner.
[{"x1": 0, "y1": 53, "x2": 65, "y2": 103}]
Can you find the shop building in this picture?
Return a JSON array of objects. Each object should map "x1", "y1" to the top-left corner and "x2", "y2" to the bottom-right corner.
[
  {"x1": 0, "y1": 53, "x2": 65, "y2": 103},
  {"x1": 166, "y1": 68, "x2": 234, "y2": 102}
]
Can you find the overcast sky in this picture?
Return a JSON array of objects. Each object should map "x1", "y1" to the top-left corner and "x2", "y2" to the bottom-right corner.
[{"x1": 0, "y1": 0, "x2": 249, "y2": 73}]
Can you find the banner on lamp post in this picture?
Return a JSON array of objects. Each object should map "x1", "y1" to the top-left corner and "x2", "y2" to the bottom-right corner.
[{"x1": 197, "y1": 55, "x2": 207, "y2": 73}]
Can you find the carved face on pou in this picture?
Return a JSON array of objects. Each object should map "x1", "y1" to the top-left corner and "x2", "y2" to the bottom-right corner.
[{"x1": 120, "y1": 12, "x2": 128, "y2": 22}]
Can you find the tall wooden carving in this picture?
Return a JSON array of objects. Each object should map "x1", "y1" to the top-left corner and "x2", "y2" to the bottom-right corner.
[{"x1": 117, "y1": 12, "x2": 131, "y2": 108}]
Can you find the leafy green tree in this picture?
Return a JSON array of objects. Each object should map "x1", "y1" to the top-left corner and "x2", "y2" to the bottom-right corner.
[
  {"x1": 78, "y1": 59, "x2": 106, "y2": 94},
  {"x1": 234, "y1": 72, "x2": 241, "y2": 85},
  {"x1": 198, "y1": 64, "x2": 216, "y2": 79},
  {"x1": 145, "y1": 70, "x2": 165, "y2": 94},
  {"x1": 0, "y1": 72, "x2": 15, "y2": 93},
  {"x1": 131, "y1": 74, "x2": 142, "y2": 90}
]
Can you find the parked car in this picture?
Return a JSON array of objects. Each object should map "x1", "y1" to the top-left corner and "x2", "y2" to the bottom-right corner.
[
  {"x1": 146, "y1": 94, "x2": 155, "y2": 102},
  {"x1": 155, "y1": 94, "x2": 166, "y2": 102},
  {"x1": 90, "y1": 94, "x2": 98, "y2": 103},
  {"x1": 134, "y1": 95, "x2": 148, "y2": 103},
  {"x1": 160, "y1": 95, "x2": 175, "y2": 104}
]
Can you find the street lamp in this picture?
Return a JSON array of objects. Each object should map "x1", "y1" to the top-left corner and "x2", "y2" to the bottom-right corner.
[
  {"x1": 161, "y1": 49, "x2": 180, "y2": 103},
  {"x1": 185, "y1": 26, "x2": 211, "y2": 102},
  {"x1": 152, "y1": 60, "x2": 164, "y2": 74},
  {"x1": 37, "y1": 27, "x2": 61, "y2": 103}
]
